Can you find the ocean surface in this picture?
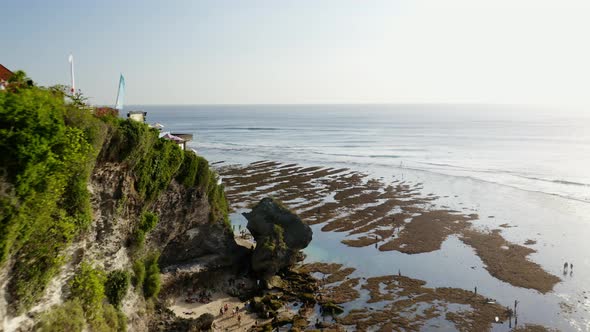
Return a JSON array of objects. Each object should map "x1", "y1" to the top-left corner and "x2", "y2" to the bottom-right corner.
[
  {"x1": 139, "y1": 104, "x2": 590, "y2": 203},
  {"x1": 134, "y1": 104, "x2": 590, "y2": 330}
]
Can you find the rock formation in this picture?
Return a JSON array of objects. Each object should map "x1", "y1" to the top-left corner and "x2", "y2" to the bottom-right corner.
[{"x1": 244, "y1": 198, "x2": 313, "y2": 280}]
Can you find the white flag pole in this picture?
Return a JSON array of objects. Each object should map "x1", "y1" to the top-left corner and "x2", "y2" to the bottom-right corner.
[{"x1": 68, "y1": 54, "x2": 75, "y2": 94}]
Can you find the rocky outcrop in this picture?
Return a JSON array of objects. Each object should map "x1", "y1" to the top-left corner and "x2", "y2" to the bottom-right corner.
[
  {"x1": 244, "y1": 198, "x2": 312, "y2": 280},
  {"x1": 150, "y1": 303, "x2": 214, "y2": 331},
  {"x1": 158, "y1": 222, "x2": 240, "y2": 267}
]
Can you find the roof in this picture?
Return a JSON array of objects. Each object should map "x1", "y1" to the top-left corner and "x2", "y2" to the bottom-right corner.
[
  {"x1": 0, "y1": 64, "x2": 13, "y2": 81},
  {"x1": 161, "y1": 133, "x2": 185, "y2": 143},
  {"x1": 171, "y1": 133, "x2": 193, "y2": 141}
]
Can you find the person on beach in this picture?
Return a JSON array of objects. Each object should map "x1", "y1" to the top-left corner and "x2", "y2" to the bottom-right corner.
[
  {"x1": 219, "y1": 307, "x2": 224, "y2": 316},
  {"x1": 237, "y1": 314, "x2": 242, "y2": 326},
  {"x1": 474, "y1": 286, "x2": 477, "y2": 295}
]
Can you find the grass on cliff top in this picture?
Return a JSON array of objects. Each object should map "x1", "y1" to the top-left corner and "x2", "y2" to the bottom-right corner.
[{"x1": 0, "y1": 71, "x2": 229, "y2": 313}]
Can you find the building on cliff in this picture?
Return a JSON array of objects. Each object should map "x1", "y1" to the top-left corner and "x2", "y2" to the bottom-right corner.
[
  {"x1": 171, "y1": 133, "x2": 193, "y2": 151},
  {"x1": 127, "y1": 110, "x2": 193, "y2": 150},
  {"x1": 159, "y1": 132, "x2": 193, "y2": 151},
  {"x1": 0, "y1": 64, "x2": 14, "y2": 90},
  {"x1": 127, "y1": 110, "x2": 147, "y2": 123}
]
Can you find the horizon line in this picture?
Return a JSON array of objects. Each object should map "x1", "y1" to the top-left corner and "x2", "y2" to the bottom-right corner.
[{"x1": 111, "y1": 102, "x2": 571, "y2": 108}]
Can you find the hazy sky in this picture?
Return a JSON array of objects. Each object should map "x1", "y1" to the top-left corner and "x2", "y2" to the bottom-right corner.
[{"x1": 2, "y1": 0, "x2": 590, "y2": 106}]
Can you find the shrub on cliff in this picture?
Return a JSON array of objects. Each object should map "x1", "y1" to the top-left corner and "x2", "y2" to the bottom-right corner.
[
  {"x1": 131, "y1": 211, "x2": 159, "y2": 250},
  {"x1": 101, "y1": 119, "x2": 184, "y2": 202},
  {"x1": 105, "y1": 270, "x2": 130, "y2": 309},
  {"x1": 68, "y1": 262, "x2": 127, "y2": 331},
  {"x1": 132, "y1": 259, "x2": 146, "y2": 290},
  {"x1": 175, "y1": 150, "x2": 229, "y2": 224},
  {"x1": 36, "y1": 299, "x2": 86, "y2": 332},
  {"x1": 69, "y1": 262, "x2": 107, "y2": 320},
  {"x1": 131, "y1": 254, "x2": 160, "y2": 299},
  {"x1": 175, "y1": 150, "x2": 200, "y2": 187},
  {"x1": 143, "y1": 252, "x2": 161, "y2": 299}
]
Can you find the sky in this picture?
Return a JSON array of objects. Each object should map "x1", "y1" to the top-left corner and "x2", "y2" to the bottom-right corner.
[{"x1": 1, "y1": 0, "x2": 590, "y2": 106}]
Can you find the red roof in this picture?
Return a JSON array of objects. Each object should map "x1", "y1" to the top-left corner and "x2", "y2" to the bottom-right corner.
[{"x1": 0, "y1": 64, "x2": 13, "y2": 82}]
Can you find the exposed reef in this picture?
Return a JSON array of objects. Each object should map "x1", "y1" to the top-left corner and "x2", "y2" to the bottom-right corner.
[{"x1": 219, "y1": 161, "x2": 560, "y2": 294}]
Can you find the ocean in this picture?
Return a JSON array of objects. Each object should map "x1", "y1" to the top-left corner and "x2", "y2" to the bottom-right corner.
[
  {"x1": 140, "y1": 104, "x2": 590, "y2": 203},
  {"x1": 136, "y1": 104, "x2": 590, "y2": 330}
]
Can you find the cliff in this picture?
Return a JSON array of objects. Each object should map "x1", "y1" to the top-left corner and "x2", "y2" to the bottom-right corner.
[{"x1": 0, "y1": 78, "x2": 236, "y2": 331}]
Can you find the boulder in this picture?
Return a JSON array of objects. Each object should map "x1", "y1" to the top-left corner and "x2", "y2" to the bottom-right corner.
[{"x1": 244, "y1": 198, "x2": 313, "y2": 280}]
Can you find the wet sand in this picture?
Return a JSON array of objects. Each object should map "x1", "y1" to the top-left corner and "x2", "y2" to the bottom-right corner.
[{"x1": 169, "y1": 292, "x2": 262, "y2": 331}]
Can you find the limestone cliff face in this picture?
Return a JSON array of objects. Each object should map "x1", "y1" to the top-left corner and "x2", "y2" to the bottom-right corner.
[{"x1": 1, "y1": 150, "x2": 236, "y2": 331}]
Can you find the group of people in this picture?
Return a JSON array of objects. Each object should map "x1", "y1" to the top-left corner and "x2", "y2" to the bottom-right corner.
[{"x1": 218, "y1": 303, "x2": 243, "y2": 327}]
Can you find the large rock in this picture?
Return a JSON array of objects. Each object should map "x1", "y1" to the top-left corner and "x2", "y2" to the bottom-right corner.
[{"x1": 244, "y1": 198, "x2": 312, "y2": 280}]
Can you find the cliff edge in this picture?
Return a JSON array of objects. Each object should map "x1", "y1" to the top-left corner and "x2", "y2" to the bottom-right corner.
[{"x1": 0, "y1": 77, "x2": 236, "y2": 331}]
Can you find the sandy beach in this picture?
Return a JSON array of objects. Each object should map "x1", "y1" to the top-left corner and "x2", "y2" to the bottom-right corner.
[{"x1": 169, "y1": 292, "x2": 265, "y2": 331}]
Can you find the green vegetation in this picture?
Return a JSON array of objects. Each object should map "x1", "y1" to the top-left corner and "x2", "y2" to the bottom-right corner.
[
  {"x1": 131, "y1": 211, "x2": 159, "y2": 250},
  {"x1": 0, "y1": 71, "x2": 229, "y2": 313},
  {"x1": 69, "y1": 262, "x2": 107, "y2": 320},
  {"x1": 102, "y1": 119, "x2": 183, "y2": 202},
  {"x1": 175, "y1": 150, "x2": 200, "y2": 187},
  {"x1": 143, "y1": 252, "x2": 161, "y2": 299},
  {"x1": 132, "y1": 259, "x2": 146, "y2": 289},
  {"x1": 38, "y1": 300, "x2": 126, "y2": 332},
  {"x1": 0, "y1": 78, "x2": 106, "y2": 312},
  {"x1": 105, "y1": 270, "x2": 130, "y2": 309},
  {"x1": 262, "y1": 224, "x2": 287, "y2": 252},
  {"x1": 207, "y1": 171, "x2": 229, "y2": 225},
  {"x1": 274, "y1": 224, "x2": 287, "y2": 250},
  {"x1": 68, "y1": 262, "x2": 126, "y2": 331},
  {"x1": 131, "y1": 253, "x2": 160, "y2": 300},
  {"x1": 36, "y1": 299, "x2": 86, "y2": 332},
  {"x1": 176, "y1": 151, "x2": 230, "y2": 224}
]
